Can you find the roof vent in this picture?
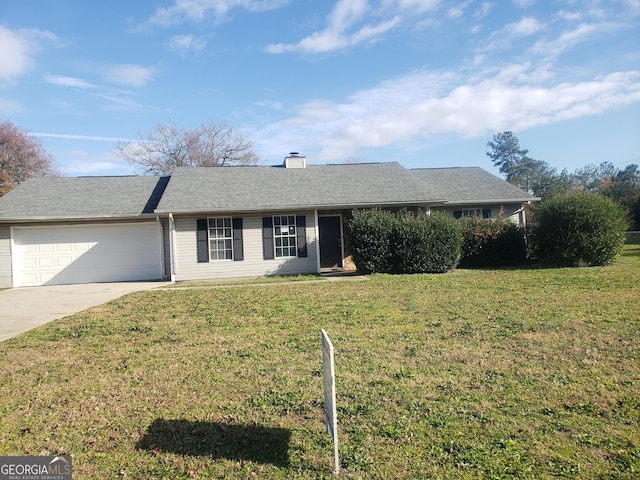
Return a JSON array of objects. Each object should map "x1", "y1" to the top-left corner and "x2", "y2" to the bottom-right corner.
[{"x1": 284, "y1": 152, "x2": 306, "y2": 168}]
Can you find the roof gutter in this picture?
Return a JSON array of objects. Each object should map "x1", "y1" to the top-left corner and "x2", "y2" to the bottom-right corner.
[
  {"x1": 0, "y1": 213, "x2": 162, "y2": 224},
  {"x1": 443, "y1": 197, "x2": 541, "y2": 205},
  {"x1": 154, "y1": 200, "x2": 447, "y2": 216}
]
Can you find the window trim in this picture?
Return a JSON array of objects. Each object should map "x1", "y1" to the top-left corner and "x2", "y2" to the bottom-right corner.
[{"x1": 207, "y1": 216, "x2": 234, "y2": 261}]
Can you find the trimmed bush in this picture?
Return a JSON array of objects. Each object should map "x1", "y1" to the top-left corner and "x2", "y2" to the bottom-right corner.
[
  {"x1": 347, "y1": 209, "x2": 394, "y2": 274},
  {"x1": 533, "y1": 192, "x2": 629, "y2": 266},
  {"x1": 459, "y1": 215, "x2": 527, "y2": 268},
  {"x1": 347, "y1": 209, "x2": 462, "y2": 274}
]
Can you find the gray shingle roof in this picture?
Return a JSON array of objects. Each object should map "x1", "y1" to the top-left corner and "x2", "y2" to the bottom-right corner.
[
  {"x1": 155, "y1": 162, "x2": 439, "y2": 213},
  {"x1": 0, "y1": 163, "x2": 538, "y2": 221},
  {"x1": 0, "y1": 176, "x2": 168, "y2": 221},
  {"x1": 411, "y1": 167, "x2": 539, "y2": 204}
]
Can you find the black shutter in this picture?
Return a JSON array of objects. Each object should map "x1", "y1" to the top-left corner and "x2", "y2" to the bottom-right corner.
[
  {"x1": 232, "y1": 218, "x2": 244, "y2": 261},
  {"x1": 262, "y1": 217, "x2": 274, "y2": 260},
  {"x1": 453, "y1": 210, "x2": 462, "y2": 219},
  {"x1": 482, "y1": 208, "x2": 491, "y2": 218},
  {"x1": 196, "y1": 219, "x2": 209, "y2": 263},
  {"x1": 296, "y1": 215, "x2": 307, "y2": 258}
]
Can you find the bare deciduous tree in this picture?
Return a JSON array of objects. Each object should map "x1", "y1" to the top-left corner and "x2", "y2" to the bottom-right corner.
[
  {"x1": 115, "y1": 120, "x2": 260, "y2": 175},
  {"x1": 0, "y1": 120, "x2": 61, "y2": 196}
]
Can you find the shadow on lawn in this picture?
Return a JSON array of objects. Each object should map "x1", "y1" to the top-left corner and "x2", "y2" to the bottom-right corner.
[{"x1": 136, "y1": 418, "x2": 291, "y2": 467}]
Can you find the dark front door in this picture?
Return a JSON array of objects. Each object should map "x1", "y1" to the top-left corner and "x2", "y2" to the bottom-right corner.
[{"x1": 319, "y1": 216, "x2": 343, "y2": 269}]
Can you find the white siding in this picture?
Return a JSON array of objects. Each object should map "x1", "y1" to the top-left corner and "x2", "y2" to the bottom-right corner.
[
  {"x1": 0, "y1": 226, "x2": 12, "y2": 288},
  {"x1": 172, "y1": 213, "x2": 318, "y2": 281}
]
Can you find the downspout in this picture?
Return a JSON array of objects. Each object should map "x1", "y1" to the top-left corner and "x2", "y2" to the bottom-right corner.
[
  {"x1": 524, "y1": 201, "x2": 531, "y2": 227},
  {"x1": 9, "y1": 226, "x2": 19, "y2": 288},
  {"x1": 514, "y1": 201, "x2": 530, "y2": 228},
  {"x1": 156, "y1": 215, "x2": 165, "y2": 280},
  {"x1": 168, "y1": 213, "x2": 176, "y2": 282}
]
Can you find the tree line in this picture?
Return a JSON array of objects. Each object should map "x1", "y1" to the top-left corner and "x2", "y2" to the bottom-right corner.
[{"x1": 487, "y1": 131, "x2": 639, "y2": 228}]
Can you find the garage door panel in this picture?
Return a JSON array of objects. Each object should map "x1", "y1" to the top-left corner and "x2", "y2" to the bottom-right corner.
[
  {"x1": 39, "y1": 257, "x2": 56, "y2": 268},
  {"x1": 56, "y1": 256, "x2": 75, "y2": 268},
  {"x1": 14, "y1": 223, "x2": 162, "y2": 286}
]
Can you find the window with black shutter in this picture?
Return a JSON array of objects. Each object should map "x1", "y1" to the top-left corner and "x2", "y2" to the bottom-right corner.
[
  {"x1": 262, "y1": 215, "x2": 308, "y2": 259},
  {"x1": 196, "y1": 217, "x2": 244, "y2": 262}
]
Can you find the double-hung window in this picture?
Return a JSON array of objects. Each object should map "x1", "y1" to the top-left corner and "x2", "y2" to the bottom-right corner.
[
  {"x1": 208, "y1": 217, "x2": 233, "y2": 260},
  {"x1": 262, "y1": 215, "x2": 307, "y2": 260},
  {"x1": 274, "y1": 215, "x2": 297, "y2": 257},
  {"x1": 196, "y1": 217, "x2": 244, "y2": 263}
]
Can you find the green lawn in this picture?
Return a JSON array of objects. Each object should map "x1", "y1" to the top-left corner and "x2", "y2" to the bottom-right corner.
[{"x1": 1, "y1": 247, "x2": 639, "y2": 479}]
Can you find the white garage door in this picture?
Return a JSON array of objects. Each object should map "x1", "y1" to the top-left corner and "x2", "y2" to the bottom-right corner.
[{"x1": 13, "y1": 223, "x2": 163, "y2": 287}]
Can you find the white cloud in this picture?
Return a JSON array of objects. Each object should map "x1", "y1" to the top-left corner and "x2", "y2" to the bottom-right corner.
[
  {"x1": 556, "y1": 10, "x2": 583, "y2": 22},
  {"x1": 512, "y1": 0, "x2": 535, "y2": 7},
  {"x1": 61, "y1": 149, "x2": 134, "y2": 176},
  {"x1": 383, "y1": 0, "x2": 440, "y2": 13},
  {"x1": 266, "y1": 0, "x2": 447, "y2": 54},
  {"x1": 530, "y1": 23, "x2": 597, "y2": 59},
  {"x1": 0, "y1": 27, "x2": 31, "y2": 81},
  {"x1": 266, "y1": 0, "x2": 403, "y2": 54},
  {"x1": 166, "y1": 34, "x2": 208, "y2": 56},
  {"x1": 43, "y1": 71, "x2": 168, "y2": 113},
  {"x1": 46, "y1": 64, "x2": 154, "y2": 90},
  {"x1": 480, "y1": 15, "x2": 545, "y2": 52},
  {"x1": 330, "y1": 0, "x2": 369, "y2": 31},
  {"x1": 474, "y1": 2, "x2": 494, "y2": 19},
  {"x1": 447, "y1": 0, "x2": 473, "y2": 20},
  {"x1": 141, "y1": 0, "x2": 290, "y2": 27},
  {"x1": 0, "y1": 27, "x2": 60, "y2": 82},
  {"x1": 104, "y1": 64, "x2": 155, "y2": 87},
  {"x1": 620, "y1": 0, "x2": 640, "y2": 9},
  {"x1": 508, "y1": 16, "x2": 544, "y2": 36},
  {"x1": 256, "y1": 67, "x2": 640, "y2": 161},
  {"x1": 29, "y1": 132, "x2": 125, "y2": 142},
  {"x1": 44, "y1": 74, "x2": 96, "y2": 89},
  {"x1": 255, "y1": 100, "x2": 283, "y2": 110},
  {"x1": 266, "y1": 19, "x2": 400, "y2": 54}
]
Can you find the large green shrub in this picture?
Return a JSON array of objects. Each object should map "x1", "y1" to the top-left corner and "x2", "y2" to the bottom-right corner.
[
  {"x1": 533, "y1": 192, "x2": 629, "y2": 266},
  {"x1": 347, "y1": 209, "x2": 462, "y2": 274},
  {"x1": 459, "y1": 215, "x2": 527, "y2": 268},
  {"x1": 347, "y1": 209, "x2": 394, "y2": 274}
]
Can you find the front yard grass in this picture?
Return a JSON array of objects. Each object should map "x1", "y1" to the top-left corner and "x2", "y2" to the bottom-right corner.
[
  {"x1": 0, "y1": 246, "x2": 639, "y2": 479},
  {"x1": 164, "y1": 273, "x2": 326, "y2": 289}
]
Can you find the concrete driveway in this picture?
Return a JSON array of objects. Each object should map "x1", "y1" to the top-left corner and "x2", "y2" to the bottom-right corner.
[{"x1": 0, "y1": 282, "x2": 168, "y2": 342}]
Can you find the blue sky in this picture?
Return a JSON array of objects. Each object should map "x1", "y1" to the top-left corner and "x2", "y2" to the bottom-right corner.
[{"x1": 1, "y1": 0, "x2": 639, "y2": 178}]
